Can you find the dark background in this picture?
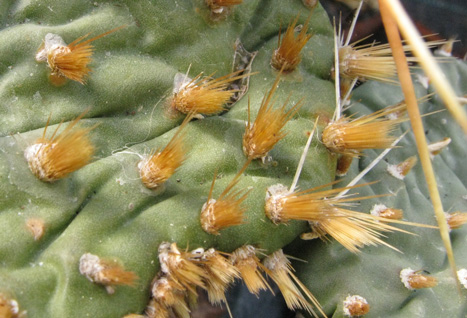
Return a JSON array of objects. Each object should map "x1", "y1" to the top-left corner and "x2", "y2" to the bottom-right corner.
[{"x1": 321, "y1": 0, "x2": 467, "y2": 58}]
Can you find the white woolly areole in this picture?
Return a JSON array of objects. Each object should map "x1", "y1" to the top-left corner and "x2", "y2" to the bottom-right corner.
[
  {"x1": 264, "y1": 184, "x2": 290, "y2": 224},
  {"x1": 386, "y1": 163, "x2": 405, "y2": 180},
  {"x1": 457, "y1": 269, "x2": 467, "y2": 289},
  {"x1": 231, "y1": 245, "x2": 256, "y2": 263},
  {"x1": 265, "y1": 184, "x2": 289, "y2": 201},
  {"x1": 370, "y1": 204, "x2": 388, "y2": 217},
  {"x1": 158, "y1": 242, "x2": 172, "y2": 274},
  {"x1": 201, "y1": 198, "x2": 217, "y2": 214},
  {"x1": 427, "y1": 138, "x2": 451, "y2": 157},
  {"x1": 190, "y1": 247, "x2": 205, "y2": 260},
  {"x1": 415, "y1": 73, "x2": 430, "y2": 89},
  {"x1": 444, "y1": 212, "x2": 454, "y2": 232},
  {"x1": 386, "y1": 112, "x2": 399, "y2": 121},
  {"x1": 343, "y1": 295, "x2": 368, "y2": 317},
  {"x1": 24, "y1": 143, "x2": 58, "y2": 181},
  {"x1": 172, "y1": 72, "x2": 195, "y2": 94},
  {"x1": 201, "y1": 198, "x2": 217, "y2": 232},
  {"x1": 202, "y1": 247, "x2": 216, "y2": 260},
  {"x1": 24, "y1": 143, "x2": 46, "y2": 176},
  {"x1": 79, "y1": 253, "x2": 104, "y2": 282},
  {"x1": 9, "y1": 299, "x2": 19, "y2": 314},
  {"x1": 35, "y1": 33, "x2": 68, "y2": 62},
  {"x1": 158, "y1": 242, "x2": 182, "y2": 274},
  {"x1": 400, "y1": 268, "x2": 416, "y2": 290},
  {"x1": 263, "y1": 249, "x2": 287, "y2": 271},
  {"x1": 152, "y1": 277, "x2": 171, "y2": 300},
  {"x1": 212, "y1": 6, "x2": 225, "y2": 14},
  {"x1": 137, "y1": 157, "x2": 149, "y2": 172},
  {"x1": 138, "y1": 157, "x2": 161, "y2": 186}
]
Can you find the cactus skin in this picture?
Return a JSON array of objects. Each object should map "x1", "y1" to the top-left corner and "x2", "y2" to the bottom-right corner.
[
  {"x1": 288, "y1": 59, "x2": 467, "y2": 317},
  {"x1": 0, "y1": 1, "x2": 336, "y2": 317}
]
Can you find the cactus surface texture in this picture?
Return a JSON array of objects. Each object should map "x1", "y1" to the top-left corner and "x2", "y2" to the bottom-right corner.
[{"x1": 0, "y1": 1, "x2": 466, "y2": 318}]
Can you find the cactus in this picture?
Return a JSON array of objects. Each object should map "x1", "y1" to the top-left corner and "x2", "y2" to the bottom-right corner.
[
  {"x1": 287, "y1": 62, "x2": 467, "y2": 317},
  {"x1": 0, "y1": 1, "x2": 465, "y2": 318}
]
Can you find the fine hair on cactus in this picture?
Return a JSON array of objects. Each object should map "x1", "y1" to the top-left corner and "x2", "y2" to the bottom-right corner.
[{"x1": 0, "y1": 0, "x2": 466, "y2": 318}]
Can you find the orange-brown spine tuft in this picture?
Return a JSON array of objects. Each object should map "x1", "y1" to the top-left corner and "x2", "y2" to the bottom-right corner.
[
  {"x1": 200, "y1": 161, "x2": 251, "y2": 235},
  {"x1": 243, "y1": 72, "x2": 303, "y2": 160},
  {"x1": 230, "y1": 245, "x2": 272, "y2": 296},
  {"x1": 79, "y1": 253, "x2": 138, "y2": 294},
  {"x1": 343, "y1": 295, "x2": 370, "y2": 317},
  {"x1": 37, "y1": 26, "x2": 125, "y2": 84},
  {"x1": 171, "y1": 70, "x2": 252, "y2": 116},
  {"x1": 322, "y1": 104, "x2": 406, "y2": 157},
  {"x1": 264, "y1": 250, "x2": 326, "y2": 318},
  {"x1": 400, "y1": 268, "x2": 438, "y2": 289},
  {"x1": 139, "y1": 114, "x2": 193, "y2": 189},
  {"x1": 24, "y1": 111, "x2": 96, "y2": 182},
  {"x1": 271, "y1": 14, "x2": 313, "y2": 72},
  {"x1": 26, "y1": 218, "x2": 45, "y2": 240}
]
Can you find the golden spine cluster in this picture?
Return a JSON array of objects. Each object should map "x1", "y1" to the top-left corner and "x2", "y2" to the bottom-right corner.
[{"x1": 135, "y1": 243, "x2": 325, "y2": 318}]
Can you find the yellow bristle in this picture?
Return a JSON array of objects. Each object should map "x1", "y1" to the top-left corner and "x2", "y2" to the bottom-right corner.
[
  {"x1": 47, "y1": 39, "x2": 93, "y2": 84},
  {"x1": 38, "y1": 26, "x2": 125, "y2": 84},
  {"x1": 200, "y1": 161, "x2": 251, "y2": 235},
  {"x1": 145, "y1": 298, "x2": 171, "y2": 318},
  {"x1": 338, "y1": 39, "x2": 447, "y2": 84},
  {"x1": 400, "y1": 268, "x2": 438, "y2": 290},
  {"x1": 271, "y1": 14, "x2": 313, "y2": 72},
  {"x1": 139, "y1": 114, "x2": 193, "y2": 189},
  {"x1": 445, "y1": 212, "x2": 467, "y2": 230},
  {"x1": 263, "y1": 250, "x2": 326, "y2": 318},
  {"x1": 311, "y1": 211, "x2": 412, "y2": 253},
  {"x1": 152, "y1": 276, "x2": 181, "y2": 307},
  {"x1": 201, "y1": 248, "x2": 240, "y2": 305},
  {"x1": 171, "y1": 70, "x2": 251, "y2": 116},
  {"x1": 264, "y1": 181, "x2": 432, "y2": 253},
  {"x1": 264, "y1": 182, "x2": 372, "y2": 225},
  {"x1": 24, "y1": 112, "x2": 96, "y2": 182},
  {"x1": 158, "y1": 242, "x2": 208, "y2": 293},
  {"x1": 26, "y1": 218, "x2": 45, "y2": 241},
  {"x1": 304, "y1": 206, "x2": 436, "y2": 253},
  {"x1": 339, "y1": 43, "x2": 400, "y2": 83},
  {"x1": 243, "y1": 72, "x2": 303, "y2": 160},
  {"x1": 172, "y1": 298, "x2": 192, "y2": 318},
  {"x1": 343, "y1": 295, "x2": 370, "y2": 317},
  {"x1": 230, "y1": 245, "x2": 272, "y2": 296},
  {"x1": 150, "y1": 275, "x2": 193, "y2": 318},
  {"x1": 79, "y1": 253, "x2": 138, "y2": 294},
  {"x1": 322, "y1": 104, "x2": 405, "y2": 157},
  {"x1": 99, "y1": 263, "x2": 138, "y2": 286},
  {"x1": 386, "y1": 155, "x2": 418, "y2": 180}
]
